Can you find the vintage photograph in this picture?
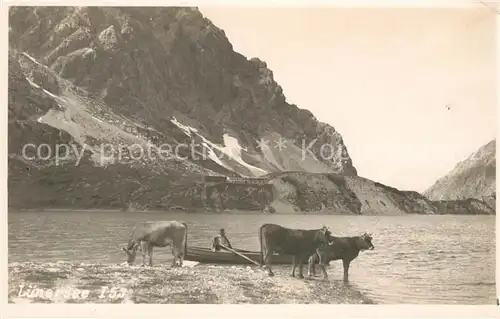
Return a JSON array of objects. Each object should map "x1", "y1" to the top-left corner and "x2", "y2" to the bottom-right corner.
[{"x1": 7, "y1": 3, "x2": 497, "y2": 305}]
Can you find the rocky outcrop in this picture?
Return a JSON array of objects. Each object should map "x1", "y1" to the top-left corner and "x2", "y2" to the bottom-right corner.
[
  {"x1": 424, "y1": 140, "x2": 496, "y2": 202},
  {"x1": 199, "y1": 172, "x2": 494, "y2": 215},
  {"x1": 423, "y1": 139, "x2": 496, "y2": 214},
  {"x1": 432, "y1": 198, "x2": 495, "y2": 215},
  {"x1": 8, "y1": 6, "x2": 360, "y2": 210},
  {"x1": 8, "y1": 7, "x2": 363, "y2": 210},
  {"x1": 8, "y1": 7, "x2": 356, "y2": 173}
]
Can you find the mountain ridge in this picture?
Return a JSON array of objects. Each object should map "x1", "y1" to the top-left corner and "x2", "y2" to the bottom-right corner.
[
  {"x1": 7, "y1": 6, "x2": 494, "y2": 215},
  {"x1": 424, "y1": 139, "x2": 496, "y2": 206}
]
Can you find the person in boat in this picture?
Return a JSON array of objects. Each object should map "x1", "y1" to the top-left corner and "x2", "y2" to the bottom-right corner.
[{"x1": 211, "y1": 228, "x2": 232, "y2": 252}]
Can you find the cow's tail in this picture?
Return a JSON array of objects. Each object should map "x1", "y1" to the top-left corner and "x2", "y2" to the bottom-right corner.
[
  {"x1": 259, "y1": 224, "x2": 265, "y2": 266},
  {"x1": 182, "y1": 222, "x2": 188, "y2": 256},
  {"x1": 312, "y1": 251, "x2": 319, "y2": 264}
]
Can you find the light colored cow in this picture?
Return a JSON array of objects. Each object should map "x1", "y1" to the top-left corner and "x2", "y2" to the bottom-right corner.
[{"x1": 122, "y1": 220, "x2": 188, "y2": 267}]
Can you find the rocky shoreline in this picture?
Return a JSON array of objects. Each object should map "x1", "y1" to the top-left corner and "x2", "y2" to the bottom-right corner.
[
  {"x1": 8, "y1": 262, "x2": 374, "y2": 304},
  {"x1": 9, "y1": 195, "x2": 496, "y2": 216}
]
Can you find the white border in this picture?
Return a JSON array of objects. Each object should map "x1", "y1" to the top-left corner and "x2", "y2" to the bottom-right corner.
[
  {"x1": 0, "y1": 0, "x2": 494, "y2": 7},
  {"x1": 1, "y1": 0, "x2": 499, "y2": 318}
]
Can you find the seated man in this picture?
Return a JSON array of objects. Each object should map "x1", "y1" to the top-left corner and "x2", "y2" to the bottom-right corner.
[{"x1": 211, "y1": 228, "x2": 232, "y2": 252}]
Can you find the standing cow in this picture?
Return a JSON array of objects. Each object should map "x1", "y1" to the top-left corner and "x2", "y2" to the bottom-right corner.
[
  {"x1": 122, "y1": 221, "x2": 188, "y2": 267},
  {"x1": 308, "y1": 233, "x2": 374, "y2": 282},
  {"x1": 259, "y1": 223, "x2": 332, "y2": 278}
]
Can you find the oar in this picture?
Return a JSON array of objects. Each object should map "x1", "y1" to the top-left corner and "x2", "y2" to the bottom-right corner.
[{"x1": 219, "y1": 244, "x2": 261, "y2": 266}]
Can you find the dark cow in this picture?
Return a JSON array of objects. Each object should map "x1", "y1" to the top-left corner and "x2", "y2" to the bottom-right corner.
[
  {"x1": 308, "y1": 233, "x2": 374, "y2": 282},
  {"x1": 259, "y1": 223, "x2": 332, "y2": 278},
  {"x1": 122, "y1": 221, "x2": 188, "y2": 267}
]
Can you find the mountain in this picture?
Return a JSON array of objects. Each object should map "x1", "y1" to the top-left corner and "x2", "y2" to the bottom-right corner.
[
  {"x1": 7, "y1": 6, "x2": 493, "y2": 215},
  {"x1": 424, "y1": 140, "x2": 496, "y2": 210}
]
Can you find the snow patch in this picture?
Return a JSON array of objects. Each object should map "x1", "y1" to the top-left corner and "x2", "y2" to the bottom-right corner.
[
  {"x1": 82, "y1": 48, "x2": 95, "y2": 58},
  {"x1": 42, "y1": 89, "x2": 59, "y2": 100},
  {"x1": 218, "y1": 134, "x2": 267, "y2": 176},
  {"x1": 169, "y1": 117, "x2": 268, "y2": 176},
  {"x1": 171, "y1": 117, "x2": 198, "y2": 136},
  {"x1": 200, "y1": 133, "x2": 267, "y2": 176},
  {"x1": 201, "y1": 141, "x2": 231, "y2": 171},
  {"x1": 22, "y1": 52, "x2": 43, "y2": 67},
  {"x1": 25, "y1": 77, "x2": 40, "y2": 89},
  {"x1": 91, "y1": 116, "x2": 103, "y2": 123},
  {"x1": 258, "y1": 137, "x2": 284, "y2": 170}
]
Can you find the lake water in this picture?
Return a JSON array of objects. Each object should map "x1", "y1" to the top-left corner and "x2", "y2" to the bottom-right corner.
[{"x1": 8, "y1": 210, "x2": 497, "y2": 304}]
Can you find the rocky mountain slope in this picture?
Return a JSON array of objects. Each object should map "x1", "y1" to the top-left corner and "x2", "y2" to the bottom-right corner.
[
  {"x1": 424, "y1": 140, "x2": 496, "y2": 210},
  {"x1": 8, "y1": 7, "x2": 493, "y2": 215}
]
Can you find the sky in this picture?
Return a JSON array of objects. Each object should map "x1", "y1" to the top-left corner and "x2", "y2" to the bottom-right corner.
[{"x1": 198, "y1": 6, "x2": 497, "y2": 192}]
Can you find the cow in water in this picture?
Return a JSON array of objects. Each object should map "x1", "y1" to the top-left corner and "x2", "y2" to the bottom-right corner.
[
  {"x1": 308, "y1": 233, "x2": 374, "y2": 282},
  {"x1": 122, "y1": 221, "x2": 188, "y2": 267},
  {"x1": 259, "y1": 223, "x2": 332, "y2": 278}
]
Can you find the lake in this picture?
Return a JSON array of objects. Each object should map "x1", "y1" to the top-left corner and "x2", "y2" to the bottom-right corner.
[{"x1": 8, "y1": 210, "x2": 496, "y2": 304}]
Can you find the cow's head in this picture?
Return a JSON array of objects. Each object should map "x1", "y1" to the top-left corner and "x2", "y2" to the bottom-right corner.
[
  {"x1": 357, "y1": 233, "x2": 374, "y2": 251},
  {"x1": 122, "y1": 243, "x2": 140, "y2": 265},
  {"x1": 318, "y1": 225, "x2": 333, "y2": 246}
]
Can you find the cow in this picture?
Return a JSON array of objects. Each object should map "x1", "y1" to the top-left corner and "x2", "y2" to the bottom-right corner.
[
  {"x1": 259, "y1": 223, "x2": 332, "y2": 278},
  {"x1": 307, "y1": 232, "x2": 374, "y2": 282},
  {"x1": 122, "y1": 221, "x2": 188, "y2": 267}
]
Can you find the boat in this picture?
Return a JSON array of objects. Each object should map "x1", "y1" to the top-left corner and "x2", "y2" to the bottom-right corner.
[{"x1": 185, "y1": 246, "x2": 294, "y2": 265}]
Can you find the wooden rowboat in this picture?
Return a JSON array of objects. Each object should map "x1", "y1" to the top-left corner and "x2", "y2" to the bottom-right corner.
[{"x1": 185, "y1": 246, "x2": 294, "y2": 265}]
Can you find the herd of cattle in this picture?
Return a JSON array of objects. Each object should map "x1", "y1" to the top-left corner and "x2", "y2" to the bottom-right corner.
[{"x1": 122, "y1": 220, "x2": 374, "y2": 282}]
